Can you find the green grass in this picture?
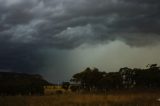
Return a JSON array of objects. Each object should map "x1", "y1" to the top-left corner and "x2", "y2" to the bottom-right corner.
[{"x1": 1, "y1": 92, "x2": 160, "y2": 106}]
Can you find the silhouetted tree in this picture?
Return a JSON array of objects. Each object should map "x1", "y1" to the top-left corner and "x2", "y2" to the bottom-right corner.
[
  {"x1": 71, "y1": 64, "x2": 160, "y2": 92},
  {"x1": 71, "y1": 67, "x2": 122, "y2": 91},
  {"x1": 62, "y1": 82, "x2": 70, "y2": 91}
]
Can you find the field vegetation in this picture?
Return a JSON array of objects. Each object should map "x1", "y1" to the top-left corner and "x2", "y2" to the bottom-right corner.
[{"x1": 1, "y1": 91, "x2": 160, "y2": 106}]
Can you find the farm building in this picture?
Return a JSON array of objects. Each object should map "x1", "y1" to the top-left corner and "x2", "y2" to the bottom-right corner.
[{"x1": 44, "y1": 85, "x2": 69, "y2": 95}]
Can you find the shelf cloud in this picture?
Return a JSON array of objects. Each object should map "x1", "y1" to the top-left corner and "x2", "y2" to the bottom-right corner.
[{"x1": 0, "y1": 0, "x2": 160, "y2": 48}]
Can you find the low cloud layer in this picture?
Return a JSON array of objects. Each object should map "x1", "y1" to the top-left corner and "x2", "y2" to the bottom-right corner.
[{"x1": 0, "y1": 0, "x2": 160, "y2": 48}]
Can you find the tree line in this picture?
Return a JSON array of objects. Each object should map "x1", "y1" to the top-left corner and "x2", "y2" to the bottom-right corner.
[
  {"x1": 0, "y1": 72, "x2": 49, "y2": 95},
  {"x1": 70, "y1": 64, "x2": 160, "y2": 91}
]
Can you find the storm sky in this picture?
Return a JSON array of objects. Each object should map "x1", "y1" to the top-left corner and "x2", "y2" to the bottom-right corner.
[{"x1": 0, "y1": 0, "x2": 160, "y2": 82}]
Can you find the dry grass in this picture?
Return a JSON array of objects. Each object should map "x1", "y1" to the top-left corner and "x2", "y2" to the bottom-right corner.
[{"x1": 1, "y1": 92, "x2": 160, "y2": 106}]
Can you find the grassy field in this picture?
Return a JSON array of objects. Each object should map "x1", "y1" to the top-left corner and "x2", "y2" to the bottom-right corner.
[{"x1": 1, "y1": 91, "x2": 160, "y2": 106}]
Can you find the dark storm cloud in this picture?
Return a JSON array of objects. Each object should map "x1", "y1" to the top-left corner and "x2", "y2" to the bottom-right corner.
[
  {"x1": 0, "y1": 0, "x2": 160, "y2": 75},
  {"x1": 0, "y1": 42, "x2": 44, "y2": 73},
  {"x1": 0, "y1": 0, "x2": 160, "y2": 48}
]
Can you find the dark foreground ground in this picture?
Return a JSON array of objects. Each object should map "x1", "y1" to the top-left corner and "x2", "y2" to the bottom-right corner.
[{"x1": 1, "y1": 91, "x2": 160, "y2": 106}]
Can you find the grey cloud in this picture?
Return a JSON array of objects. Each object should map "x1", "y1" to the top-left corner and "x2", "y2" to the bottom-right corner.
[
  {"x1": 0, "y1": 0, "x2": 160, "y2": 49},
  {"x1": 0, "y1": 43, "x2": 43, "y2": 73}
]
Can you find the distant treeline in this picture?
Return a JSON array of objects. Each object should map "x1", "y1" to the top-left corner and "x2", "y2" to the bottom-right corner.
[
  {"x1": 70, "y1": 64, "x2": 160, "y2": 91},
  {"x1": 0, "y1": 72, "x2": 49, "y2": 95},
  {"x1": 1, "y1": 64, "x2": 160, "y2": 95}
]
